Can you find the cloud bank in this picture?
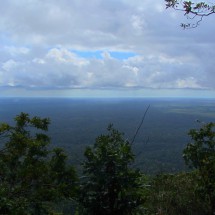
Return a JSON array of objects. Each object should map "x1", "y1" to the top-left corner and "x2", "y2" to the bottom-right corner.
[{"x1": 0, "y1": 0, "x2": 214, "y2": 96}]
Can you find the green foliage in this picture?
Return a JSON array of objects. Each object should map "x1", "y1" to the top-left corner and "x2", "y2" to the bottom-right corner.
[
  {"x1": 144, "y1": 122, "x2": 215, "y2": 215},
  {"x1": 183, "y1": 122, "x2": 215, "y2": 214},
  {"x1": 146, "y1": 172, "x2": 208, "y2": 215},
  {"x1": 0, "y1": 112, "x2": 77, "y2": 214},
  {"x1": 1, "y1": 111, "x2": 214, "y2": 214},
  {"x1": 78, "y1": 124, "x2": 146, "y2": 215}
]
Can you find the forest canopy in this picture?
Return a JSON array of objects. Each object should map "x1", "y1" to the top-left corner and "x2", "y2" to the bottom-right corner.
[{"x1": 0, "y1": 113, "x2": 214, "y2": 214}]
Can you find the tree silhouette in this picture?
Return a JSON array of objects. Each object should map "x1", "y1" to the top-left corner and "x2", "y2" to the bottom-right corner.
[
  {"x1": 0, "y1": 112, "x2": 77, "y2": 214},
  {"x1": 79, "y1": 125, "x2": 145, "y2": 215}
]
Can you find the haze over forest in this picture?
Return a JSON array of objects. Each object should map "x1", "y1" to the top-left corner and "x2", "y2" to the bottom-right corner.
[{"x1": 1, "y1": 97, "x2": 214, "y2": 174}]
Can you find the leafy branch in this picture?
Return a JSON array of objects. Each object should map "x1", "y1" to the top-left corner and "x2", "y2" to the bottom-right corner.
[{"x1": 165, "y1": 0, "x2": 215, "y2": 28}]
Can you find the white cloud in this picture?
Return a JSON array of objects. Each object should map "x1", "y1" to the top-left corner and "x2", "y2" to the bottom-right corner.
[
  {"x1": 0, "y1": 46, "x2": 211, "y2": 91},
  {"x1": 0, "y1": 0, "x2": 214, "y2": 96},
  {"x1": 131, "y1": 15, "x2": 146, "y2": 34},
  {"x1": 32, "y1": 58, "x2": 45, "y2": 64},
  {"x1": 176, "y1": 77, "x2": 201, "y2": 89},
  {"x1": 2, "y1": 59, "x2": 18, "y2": 71},
  {"x1": 4, "y1": 46, "x2": 30, "y2": 56},
  {"x1": 46, "y1": 48, "x2": 89, "y2": 66}
]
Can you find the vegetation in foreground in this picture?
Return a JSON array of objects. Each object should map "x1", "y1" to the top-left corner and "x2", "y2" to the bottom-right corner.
[{"x1": 0, "y1": 113, "x2": 214, "y2": 214}]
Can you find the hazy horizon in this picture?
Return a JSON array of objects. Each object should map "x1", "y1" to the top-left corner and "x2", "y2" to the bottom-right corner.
[{"x1": 1, "y1": 97, "x2": 215, "y2": 173}]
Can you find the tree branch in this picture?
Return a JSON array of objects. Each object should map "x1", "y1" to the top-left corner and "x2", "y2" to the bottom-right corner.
[{"x1": 165, "y1": 0, "x2": 215, "y2": 29}]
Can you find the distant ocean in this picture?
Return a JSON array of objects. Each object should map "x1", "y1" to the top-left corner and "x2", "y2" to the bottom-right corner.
[{"x1": 1, "y1": 97, "x2": 215, "y2": 173}]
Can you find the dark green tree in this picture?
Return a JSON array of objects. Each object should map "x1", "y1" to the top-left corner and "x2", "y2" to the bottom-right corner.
[
  {"x1": 0, "y1": 112, "x2": 77, "y2": 214},
  {"x1": 183, "y1": 122, "x2": 215, "y2": 215},
  {"x1": 78, "y1": 125, "x2": 146, "y2": 215},
  {"x1": 165, "y1": 0, "x2": 215, "y2": 28},
  {"x1": 146, "y1": 172, "x2": 208, "y2": 215}
]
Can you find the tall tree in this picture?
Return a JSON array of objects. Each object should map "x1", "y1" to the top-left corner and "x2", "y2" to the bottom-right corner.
[
  {"x1": 0, "y1": 112, "x2": 77, "y2": 214},
  {"x1": 78, "y1": 125, "x2": 146, "y2": 215},
  {"x1": 183, "y1": 122, "x2": 215, "y2": 215},
  {"x1": 165, "y1": 0, "x2": 215, "y2": 28}
]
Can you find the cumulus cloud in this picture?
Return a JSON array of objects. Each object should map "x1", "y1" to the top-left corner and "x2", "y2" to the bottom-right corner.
[
  {"x1": 0, "y1": 47, "x2": 208, "y2": 90},
  {"x1": 0, "y1": 0, "x2": 215, "y2": 96}
]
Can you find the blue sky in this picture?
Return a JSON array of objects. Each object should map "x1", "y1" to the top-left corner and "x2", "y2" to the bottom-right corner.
[
  {"x1": 72, "y1": 50, "x2": 136, "y2": 60},
  {"x1": 0, "y1": 0, "x2": 215, "y2": 98}
]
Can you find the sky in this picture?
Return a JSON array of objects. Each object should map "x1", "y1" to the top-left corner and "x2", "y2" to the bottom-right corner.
[{"x1": 0, "y1": 0, "x2": 215, "y2": 98}]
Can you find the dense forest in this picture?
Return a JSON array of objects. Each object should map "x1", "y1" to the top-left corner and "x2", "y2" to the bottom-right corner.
[
  {"x1": 1, "y1": 97, "x2": 215, "y2": 175},
  {"x1": 0, "y1": 112, "x2": 214, "y2": 214}
]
